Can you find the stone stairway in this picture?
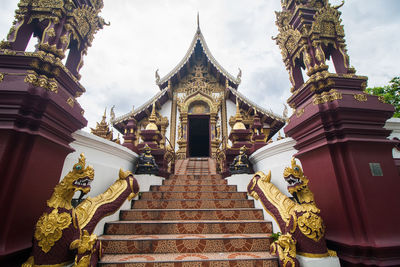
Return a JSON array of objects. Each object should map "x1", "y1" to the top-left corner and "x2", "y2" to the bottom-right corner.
[{"x1": 98, "y1": 158, "x2": 278, "y2": 266}]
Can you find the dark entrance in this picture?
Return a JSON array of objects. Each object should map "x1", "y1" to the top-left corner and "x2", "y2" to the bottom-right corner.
[{"x1": 188, "y1": 116, "x2": 210, "y2": 157}]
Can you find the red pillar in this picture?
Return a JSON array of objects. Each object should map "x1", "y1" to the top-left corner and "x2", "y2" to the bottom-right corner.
[
  {"x1": 285, "y1": 76, "x2": 400, "y2": 266},
  {"x1": 0, "y1": 52, "x2": 86, "y2": 265}
]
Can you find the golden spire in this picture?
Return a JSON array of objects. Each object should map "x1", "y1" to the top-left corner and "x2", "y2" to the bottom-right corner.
[
  {"x1": 233, "y1": 100, "x2": 246, "y2": 130},
  {"x1": 145, "y1": 102, "x2": 158, "y2": 131},
  {"x1": 91, "y1": 107, "x2": 113, "y2": 140}
]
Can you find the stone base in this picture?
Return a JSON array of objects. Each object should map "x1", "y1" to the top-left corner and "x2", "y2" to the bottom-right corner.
[{"x1": 297, "y1": 255, "x2": 340, "y2": 267}]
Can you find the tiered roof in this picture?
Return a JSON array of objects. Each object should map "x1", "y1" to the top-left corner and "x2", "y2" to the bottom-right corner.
[{"x1": 112, "y1": 20, "x2": 285, "y2": 137}]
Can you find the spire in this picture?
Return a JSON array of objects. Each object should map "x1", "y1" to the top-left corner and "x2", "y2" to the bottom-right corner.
[
  {"x1": 197, "y1": 12, "x2": 200, "y2": 33},
  {"x1": 145, "y1": 102, "x2": 158, "y2": 131},
  {"x1": 233, "y1": 100, "x2": 246, "y2": 130}
]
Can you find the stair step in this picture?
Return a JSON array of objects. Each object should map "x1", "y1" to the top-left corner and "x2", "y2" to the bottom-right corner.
[
  {"x1": 163, "y1": 179, "x2": 226, "y2": 185},
  {"x1": 150, "y1": 185, "x2": 236, "y2": 192},
  {"x1": 120, "y1": 208, "x2": 264, "y2": 221},
  {"x1": 99, "y1": 252, "x2": 278, "y2": 266},
  {"x1": 99, "y1": 233, "x2": 272, "y2": 254},
  {"x1": 169, "y1": 174, "x2": 222, "y2": 179},
  {"x1": 140, "y1": 191, "x2": 247, "y2": 200},
  {"x1": 132, "y1": 199, "x2": 255, "y2": 209},
  {"x1": 104, "y1": 220, "x2": 272, "y2": 235}
]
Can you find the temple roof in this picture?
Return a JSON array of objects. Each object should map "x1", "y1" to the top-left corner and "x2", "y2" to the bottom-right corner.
[{"x1": 156, "y1": 19, "x2": 241, "y2": 90}]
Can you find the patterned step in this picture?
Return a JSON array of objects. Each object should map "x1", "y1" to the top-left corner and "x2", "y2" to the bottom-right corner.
[
  {"x1": 120, "y1": 208, "x2": 264, "y2": 221},
  {"x1": 140, "y1": 191, "x2": 247, "y2": 200},
  {"x1": 150, "y1": 185, "x2": 236, "y2": 192},
  {"x1": 104, "y1": 220, "x2": 272, "y2": 235},
  {"x1": 99, "y1": 252, "x2": 278, "y2": 267},
  {"x1": 169, "y1": 174, "x2": 222, "y2": 180},
  {"x1": 99, "y1": 233, "x2": 272, "y2": 254},
  {"x1": 163, "y1": 179, "x2": 226, "y2": 185},
  {"x1": 132, "y1": 199, "x2": 254, "y2": 209}
]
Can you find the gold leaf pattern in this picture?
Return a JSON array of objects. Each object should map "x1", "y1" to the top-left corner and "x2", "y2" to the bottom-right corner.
[{"x1": 34, "y1": 209, "x2": 71, "y2": 253}]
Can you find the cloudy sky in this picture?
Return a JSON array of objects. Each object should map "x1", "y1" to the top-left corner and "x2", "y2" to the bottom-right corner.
[{"x1": 1, "y1": 0, "x2": 399, "y2": 131}]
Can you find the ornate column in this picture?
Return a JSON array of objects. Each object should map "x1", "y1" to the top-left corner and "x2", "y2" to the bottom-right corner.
[
  {"x1": 170, "y1": 93, "x2": 178, "y2": 149},
  {"x1": 275, "y1": 1, "x2": 400, "y2": 265},
  {"x1": 0, "y1": 0, "x2": 106, "y2": 264},
  {"x1": 210, "y1": 112, "x2": 218, "y2": 158},
  {"x1": 176, "y1": 111, "x2": 188, "y2": 159}
]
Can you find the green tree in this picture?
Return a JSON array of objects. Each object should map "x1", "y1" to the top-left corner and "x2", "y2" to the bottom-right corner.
[{"x1": 366, "y1": 77, "x2": 400, "y2": 118}]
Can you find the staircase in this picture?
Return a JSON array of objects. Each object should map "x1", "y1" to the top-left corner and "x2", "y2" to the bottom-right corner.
[{"x1": 99, "y1": 158, "x2": 278, "y2": 266}]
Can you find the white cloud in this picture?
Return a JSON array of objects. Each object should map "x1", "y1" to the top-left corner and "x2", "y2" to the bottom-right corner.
[{"x1": 1, "y1": 0, "x2": 399, "y2": 131}]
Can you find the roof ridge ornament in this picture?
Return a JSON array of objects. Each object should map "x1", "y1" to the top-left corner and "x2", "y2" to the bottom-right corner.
[{"x1": 155, "y1": 69, "x2": 160, "y2": 84}]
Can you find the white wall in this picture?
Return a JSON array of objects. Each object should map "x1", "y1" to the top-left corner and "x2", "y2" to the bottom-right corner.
[
  {"x1": 227, "y1": 137, "x2": 299, "y2": 233},
  {"x1": 159, "y1": 100, "x2": 172, "y2": 146},
  {"x1": 60, "y1": 130, "x2": 138, "y2": 236},
  {"x1": 385, "y1": 117, "x2": 400, "y2": 158},
  {"x1": 226, "y1": 99, "x2": 237, "y2": 146}
]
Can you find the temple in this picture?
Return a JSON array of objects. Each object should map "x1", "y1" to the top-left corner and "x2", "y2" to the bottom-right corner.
[
  {"x1": 1, "y1": 0, "x2": 400, "y2": 266},
  {"x1": 112, "y1": 21, "x2": 285, "y2": 176}
]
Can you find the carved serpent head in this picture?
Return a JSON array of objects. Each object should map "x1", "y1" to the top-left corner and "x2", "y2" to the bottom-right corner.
[
  {"x1": 283, "y1": 158, "x2": 309, "y2": 195},
  {"x1": 60, "y1": 153, "x2": 95, "y2": 196}
]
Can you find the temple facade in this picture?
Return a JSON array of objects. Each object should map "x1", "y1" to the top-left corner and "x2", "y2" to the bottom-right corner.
[{"x1": 112, "y1": 23, "x2": 285, "y2": 174}]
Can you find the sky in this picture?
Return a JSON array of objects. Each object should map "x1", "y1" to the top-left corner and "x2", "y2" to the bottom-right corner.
[{"x1": 1, "y1": 0, "x2": 399, "y2": 132}]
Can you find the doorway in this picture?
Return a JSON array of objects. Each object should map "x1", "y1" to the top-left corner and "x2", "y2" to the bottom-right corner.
[{"x1": 188, "y1": 116, "x2": 210, "y2": 157}]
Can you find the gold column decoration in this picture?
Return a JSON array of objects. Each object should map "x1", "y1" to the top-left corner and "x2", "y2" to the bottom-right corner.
[
  {"x1": 176, "y1": 110, "x2": 188, "y2": 159},
  {"x1": 221, "y1": 86, "x2": 228, "y2": 146},
  {"x1": 170, "y1": 94, "x2": 178, "y2": 149},
  {"x1": 210, "y1": 113, "x2": 218, "y2": 158}
]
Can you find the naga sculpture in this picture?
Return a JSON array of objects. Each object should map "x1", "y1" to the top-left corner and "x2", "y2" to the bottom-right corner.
[
  {"x1": 22, "y1": 153, "x2": 139, "y2": 267},
  {"x1": 247, "y1": 158, "x2": 335, "y2": 267}
]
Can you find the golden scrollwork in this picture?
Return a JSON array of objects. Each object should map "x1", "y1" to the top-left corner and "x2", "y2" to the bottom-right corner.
[
  {"x1": 24, "y1": 70, "x2": 58, "y2": 93},
  {"x1": 297, "y1": 211, "x2": 325, "y2": 242},
  {"x1": 270, "y1": 233, "x2": 298, "y2": 267},
  {"x1": 67, "y1": 97, "x2": 75, "y2": 107},
  {"x1": 378, "y1": 95, "x2": 386, "y2": 104},
  {"x1": 296, "y1": 108, "x2": 305, "y2": 118},
  {"x1": 354, "y1": 93, "x2": 367, "y2": 102},
  {"x1": 0, "y1": 73, "x2": 4, "y2": 82},
  {"x1": 34, "y1": 208, "x2": 72, "y2": 253},
  {"x1": 312, "y1": 89, "x2": 342, "y2": 105}
]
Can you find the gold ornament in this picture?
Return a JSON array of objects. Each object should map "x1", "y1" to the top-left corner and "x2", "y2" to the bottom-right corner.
[{"x1": 34, "y1": 209, "x2": 72, "y2": 253}]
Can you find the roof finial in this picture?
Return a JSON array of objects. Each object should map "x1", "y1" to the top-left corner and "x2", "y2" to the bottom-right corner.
[{"x1": 197, "y1": 12, "x2": 200, "y2": 32}]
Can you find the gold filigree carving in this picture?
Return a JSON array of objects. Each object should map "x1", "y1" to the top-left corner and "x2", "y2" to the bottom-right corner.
[
  {"x1": 312, "y1": 89, "x2": 342, "y2": 105},
  {"x1": 34, "y1": 208, "x2": 72, "y2": 253},
  {"x1": 378, "y1": 95, "x2": 386, "y2": 104},
  {"x1": 0, "y1": 73, "x2": 4, "y2": 82},
  {"x1": 67, "y1": 97, "x2": 75, "y2": 107},
  {"x1": 354, "y1": 93, "x2": 367, "y2": 102},
  {"x1": 296, "y1": 108, "x2": 304, "y2": 118},
  {"x1": 270, "y1": 233, "x2": 298, "y2": 267},
  {"x1": 24, "y1": 71, "x2": 58, "y2": 93},
  {"x1": 297, "y1": 211, "x2": 325, "y2": 242}
]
